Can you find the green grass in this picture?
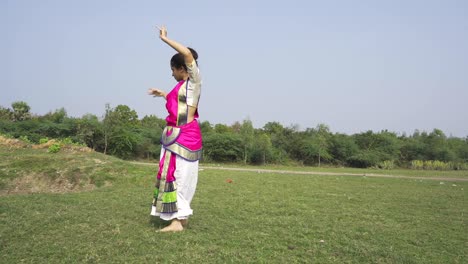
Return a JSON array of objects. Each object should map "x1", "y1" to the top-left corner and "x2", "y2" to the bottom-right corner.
[
  {"x1": 1, "y1": 146, "x2": 467, "y2": 263},
  {"x1": 202, "y1": 163, "x2": 468, "y2": 179}
]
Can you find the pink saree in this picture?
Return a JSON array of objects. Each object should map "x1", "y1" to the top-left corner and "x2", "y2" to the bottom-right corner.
[{"x1": 151, "y1": 79, "x2": 202, "y2": 214}]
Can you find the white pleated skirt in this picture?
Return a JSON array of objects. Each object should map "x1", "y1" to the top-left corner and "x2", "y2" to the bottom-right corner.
[{"x1": 151, "y1": 149, "x2": 199, "y2": 220}]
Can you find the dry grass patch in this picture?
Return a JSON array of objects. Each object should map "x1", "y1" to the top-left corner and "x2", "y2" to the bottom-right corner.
[
  {"x1": 0, "y1": 173, "x2": 97, "y2": 195},
  {"x1": 0, "y1": 142, "x2": 125, "y2": 195},
  {"x1": 0, "y1": 135, "x2": 28, "y2": 149}
]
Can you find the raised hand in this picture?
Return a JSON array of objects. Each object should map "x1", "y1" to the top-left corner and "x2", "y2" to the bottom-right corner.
[
  {"x1": 155, "y1": 24, "x2": 193, "y2": 64},
  {"x1": 156, "y1": 25, "x2": 167, "y2": 40}
]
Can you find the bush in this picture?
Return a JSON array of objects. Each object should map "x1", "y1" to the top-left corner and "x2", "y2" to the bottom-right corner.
[
  {"x1": 0, "y1": 133, "x2": 13, "y2": 139},
  {"x1": 411, "y1": 160, "x2": 424, "y2": 170},
  {"x1": 19, "y1": 135, "x2": 32, "y2": 144},
  {"x1": 39, "y1": 138, "x2": 49, "y2": 144},
  {"x1": 375, "y1": 160, "x2": 395, "y2": 170},
  {"x1": 410, "y1": 160, "x2": 468, "y2": 171},
  {"x1": 452, "y1": 162, "x2": 468, "y2": 170},
  {"x1": 61, "y1": 137, "x2": 74, "y2": 145},
  {"x1": 48, "y1": 143, "x2": 61, "y2": 153},
  {"x1": 203, "y1": 133, "x2": 243, "y2": 162},
  {"x1": 347, "y1": 151, "x2": 381, "y2": 168},
  {"x1": 431, "y1": 160, "x2": 450, "y2": 170},
  {"x1": 59, "y1": 137, "x2": 87, "y2": 147}
]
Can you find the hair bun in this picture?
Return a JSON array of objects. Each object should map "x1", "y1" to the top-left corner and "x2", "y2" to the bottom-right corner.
[{"x1": 188, "y1": 47, "x2": 198, "y2": 61}]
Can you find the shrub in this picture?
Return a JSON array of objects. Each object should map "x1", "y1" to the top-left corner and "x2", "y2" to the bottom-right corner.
[
  {"x1": 39, "y1": 138, "x2": 49, "y2": 144},
  {"x1": 61, "y1": 137, "x2": 74, "y2": 145},
  {"x1": 19, "y1": 135, "x2": 32, "y2": 144},
  {"x1": 431, "y1": 160, "x2": 449, "y2": 170},
  {"x1": 410, "y1": 160, "x2": 468, "y2": 170},
  {"x1": 411, "y1": 160, "x2": 424, "y2": 170},
  {"x1": 48, "y1": 143, "x2": 61, "y2": 153},
  {"x1": 59, "y1": 137, "x2": 87, "y2": 147},
  {"x1": 375, "y1": 160, "x2": 395, "y2": 170},
  {"x1": 0, "y1": 133, "x2": 13, "y2": 139},
  {"x1": 347, "y1": 152, "x2": 381, "y2": 168},
  {"x1": 452, "y1": 162, "x2": 468, "y2": 170}
]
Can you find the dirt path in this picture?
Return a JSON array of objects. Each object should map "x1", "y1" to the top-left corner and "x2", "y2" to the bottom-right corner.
[{"x1": 130, "y1": 161, "x2": 468, "y2": 182}]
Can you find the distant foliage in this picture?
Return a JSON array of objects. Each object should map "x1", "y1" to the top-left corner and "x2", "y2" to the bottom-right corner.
[
  {"x1": 203, "y1": 133, "x2": 243, "y2": 162},
  {"x1": 1, "y1": 102, "x2": 467, "y2": 169},
  {"x1": 19, "y1": 135, "x2": 32, "y2": 144},
  {"x1": 375, "y1": 160, "x2": 396, "y2": 170},
  {"x1": 0, "y1": 106, "x2": 12, "y2": 120},
  {"x1": 11, "y1": 101, "x2": 31, "y2": 121},
  {"x1": 411, "y1": 160, "x2": 468, "y2": 171},
  {"x1": 410, "y1": 160, "x2": 425, "y2": 170},
  {"x1": 347, "y1": 151, "x2": 382, "y2": 168}
]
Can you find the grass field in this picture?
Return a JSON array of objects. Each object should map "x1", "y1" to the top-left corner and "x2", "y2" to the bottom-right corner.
[
  {"x1": 1, "y1": 145, "x2": 467, "y2": 263},
  {"x1": 199, "y1": 163, "x2": 468, "y2": 179}
]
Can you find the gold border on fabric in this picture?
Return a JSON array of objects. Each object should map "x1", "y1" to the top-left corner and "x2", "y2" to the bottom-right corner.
[
  {"x1": 176, "y1": 81, "x2": 189, "y2": 126},
  {"x1": 161, "y1": 126, "x2": 181, "y2": 146},
  {"x1": 156, "y1": 151, "x2": 172, "y2": 213},
  {"x1": 165, "y1": 143, "x2": 202, "y2": 161}
]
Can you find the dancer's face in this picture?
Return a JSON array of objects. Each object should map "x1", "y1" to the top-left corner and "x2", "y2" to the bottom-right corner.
[{"x1": 171, "y1": 66, "x2": 185, "y2": 81}]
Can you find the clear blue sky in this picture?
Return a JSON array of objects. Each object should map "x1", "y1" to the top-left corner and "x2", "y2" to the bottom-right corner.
[{"x1": 2, "y1": 0, "x2": 467, "y2": 137}]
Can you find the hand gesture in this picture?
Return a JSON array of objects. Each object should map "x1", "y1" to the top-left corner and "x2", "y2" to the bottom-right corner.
[
  {"x1": 156, "y1": 25, "x2": 167, "y2": 40},
  {"x1": 148, "y1": 88, "x2": 167, "y2": 98}
]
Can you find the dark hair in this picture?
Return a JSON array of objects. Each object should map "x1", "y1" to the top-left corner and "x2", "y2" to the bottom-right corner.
[{"x1": 170, "y1": 47, "x2": 198, "y2": 71}]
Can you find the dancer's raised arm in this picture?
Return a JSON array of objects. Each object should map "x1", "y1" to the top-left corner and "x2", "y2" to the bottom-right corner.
[{"x1": 157, "y1": 25, "x2": 194, "y2": 65}]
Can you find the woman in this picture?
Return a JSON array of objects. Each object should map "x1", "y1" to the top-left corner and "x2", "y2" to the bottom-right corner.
[{"x1": 148, "y1": 26, "x2": 202, "y2": 232}]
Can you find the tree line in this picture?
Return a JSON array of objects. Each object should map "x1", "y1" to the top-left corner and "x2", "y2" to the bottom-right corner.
[{"x1": 1, "y1": 101, "x2": 467, "y2": 170}]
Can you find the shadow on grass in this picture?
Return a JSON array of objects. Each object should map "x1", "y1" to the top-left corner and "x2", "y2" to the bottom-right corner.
[{"x1": 149, "y1": 215, "x2": 167, "y2": 230}]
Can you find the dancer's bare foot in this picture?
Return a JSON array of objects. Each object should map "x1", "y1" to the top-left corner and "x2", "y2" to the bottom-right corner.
[{"x1": 160, "y1": 219, "x2": 184, "y2": 232}]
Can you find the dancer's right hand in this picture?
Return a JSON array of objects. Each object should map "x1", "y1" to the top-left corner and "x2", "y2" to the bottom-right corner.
[{"x1": 148, "y1": 88, "x2": 167, "y2": 98}]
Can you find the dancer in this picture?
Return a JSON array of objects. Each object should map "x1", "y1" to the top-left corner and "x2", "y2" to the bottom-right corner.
[{"x1": 148, "y1": 25, "x2": 202, "y2": 232}]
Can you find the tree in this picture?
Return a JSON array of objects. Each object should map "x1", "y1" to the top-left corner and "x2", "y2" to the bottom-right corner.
[
  {"x1": 76, "y1": 114, "x2": 102, "y2": 150},
  {"x1": 399, "y1": 132, "x2": 426, "y2": 163},
  {"x1": 43, "y1": 108, "x2": 67, "y2": 123},
  {"x1": 141, "y1": 115, "x2": 165, "y2": 130},
  {"x1": 102, "y1": 104, "x2": 139, "y2": 155},
  {"x1": 102, "y1": 104, "x2": 116, "y2": 154},
  {"x1": 315, "y1": 124, "x2": 332, "y2": 167},
  {"x1": 11, "y1": 101, "x2": 31, "y2": 121},
  {"x1": 139, "y1": 115, "x2": 164, "y2": 159},
  {"x1": 263, "y1": 121, "x2": 284, "y2": 135},
  {"x1": 263, "y1": 121, "x2": 293, "y2": 163},
  {"x1": 113, "y1": 105, "x2": 139, "y2": 126},
  {"x1": 253, "y1": 133, "x2": 272, "y2": 165},
  {"x1": 329, "y1": 133, "x2": 359, "y2": 166},
  {"x1": 203, "y1": 133, "x2": 243, "y2": 162},
  {"x1": 108, "y1": 127, "x2": 141, "y2": 159},
  {"x1": 347, "y1": 151, "x2": 382, "y2": 168},
  {"x1": 299, "y1": 125, "x2": 332, "y2": 166},
  {"x1": 214, "y1": 123, "x2": 232, "y2": 134},
  {"x1": 230, "y1": 121, "x2": 242, "y2": 133},
  {"x1": 350, "y1": 130, "x2": 401, "y2": 168},
  {"x1": 239, "y1": 119, "x2": 254, "y2": 164},
  {"x1": 199, "y1": 120, "x2": 213, "y2": 136},
  {"x1": 300, "y1": 138, "x2": 319, "y2": 165},
  {"x1": 424, "y1": 129, "x2": 456, "y2": 162},
  {"x1": 460, "y1": 137, "x2": 468, "y2": 162},
  {"x1": 136, "y1": 128, "x2": 161, "y2": 159},
  {"x1": 0, "y1": 106, "x2": 12, "y2": 121}
]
